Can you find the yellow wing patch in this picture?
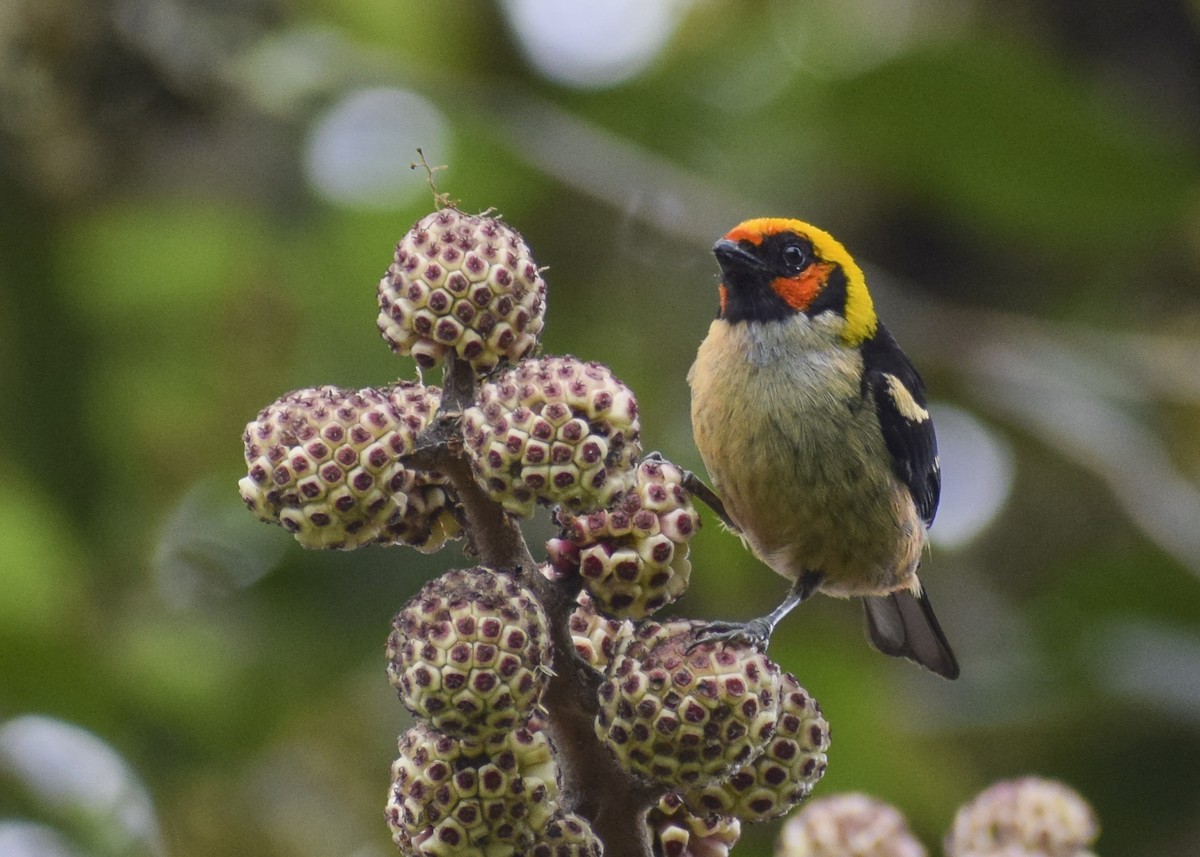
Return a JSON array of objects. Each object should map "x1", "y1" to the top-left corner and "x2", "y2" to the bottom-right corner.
[{"x1": 883, "y1": 373, "x2": 930, "y2": 423}]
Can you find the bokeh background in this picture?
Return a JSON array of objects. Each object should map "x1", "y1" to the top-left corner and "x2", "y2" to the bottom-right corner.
[{"x1": 3, "y1": 0, "x2": 1200, "y2": 855}]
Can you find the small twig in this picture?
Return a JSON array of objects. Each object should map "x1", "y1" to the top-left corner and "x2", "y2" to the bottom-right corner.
[
  {"x1": 403, "y1": 355, "x2": 532, "y2": 570},
  {"x1": 439, "y1": 351, "x2": 477, "y2": 413},
  {"x1": 411, "y1": 147, "x2": 457, "y2": 210}
]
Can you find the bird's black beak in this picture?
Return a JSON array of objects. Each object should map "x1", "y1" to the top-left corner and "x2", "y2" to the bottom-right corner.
[{"x1": 712, "y1": 238, "x2": 764, "y2": 275}]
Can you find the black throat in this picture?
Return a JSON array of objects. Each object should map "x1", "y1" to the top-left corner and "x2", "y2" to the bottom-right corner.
[{"x1": 719, "y1": 269, "x2": 794, "y2": 323}]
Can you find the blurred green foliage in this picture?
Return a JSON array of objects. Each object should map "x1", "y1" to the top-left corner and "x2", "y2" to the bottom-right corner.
[{"x1": 2, "y1": 1, "x2": 1200, "y2": 856}]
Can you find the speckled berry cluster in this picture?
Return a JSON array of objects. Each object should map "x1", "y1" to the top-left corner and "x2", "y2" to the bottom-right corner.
[
  {"x1": 239, "y1": 382, "x2": 460, "y2": 550},
  {"x1": 566, "y1": 590, "x2": 631, "y2": 672},
  {"x1": 463, "y1": 356, "x2": 641, "y2": 516},
  {"x1": 388, "y1": 568, "x2": 552, "y2": 738},
  {"x1": 649, "y1": 792, "x2": 742, "y2": 857},
  {"x1": 686, "y1": 671, "x2": 829, "y2": 823},
  {"x1": 530, "y1": 812, "x2": 605, "y2": 857},
  {"x1": 775, "y1": 779, "x2": 1099, "y2": 857},
  {"x1": 548, "y1": 455, "x2": 699, "y2": 618},
  {"x1": 386, "y1": 721, "x2": 560, "y2": 856},
  {"x1": 945, "y1": 778, "x2": 1099, "y2": 857},
  {"x1": 595, "y1": 619, "x2": 782, "y2": 789},
  {"x1": 777, "y1": 793, "x2": 928, "y2": 857},
  {"x1": 385, "y1": 566, "x2": 606, "y2": 854},
  {"x1": 377, "y1": 208, "x2": 546, "y2": 373},
  {"x1": 586, "y1": 614, "x2": 832, "y2": 833}
]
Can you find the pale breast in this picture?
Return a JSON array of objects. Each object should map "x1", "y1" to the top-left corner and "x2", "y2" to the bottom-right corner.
[{"x1": 690, "y1": 319, "x2": 924, "y2": 595}]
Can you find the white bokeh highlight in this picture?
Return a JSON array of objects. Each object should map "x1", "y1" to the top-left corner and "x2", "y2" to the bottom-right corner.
[
  {"x1": 304, "y1": 88, "x2": 449, "y2": 210},
  {"x1": 500, "y1": 0, "x2": 689, "y2": 88},
  {"x1": 929, "y1": 403, "x2": 1014, "y2": 549}
]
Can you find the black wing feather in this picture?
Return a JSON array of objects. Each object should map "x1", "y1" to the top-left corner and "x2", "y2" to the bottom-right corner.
[{"x1": 860, "y1": 323, "x2": 940, "y2": 527}]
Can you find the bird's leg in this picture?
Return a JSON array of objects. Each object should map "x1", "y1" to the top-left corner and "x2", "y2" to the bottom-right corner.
[
  {"x1": 689, "y1": 571, "x2": 824, "y2": 652},
  {"x1": 682, "y1": 473, "x2": 739, "y2": 533},
  {"x1": 682, "y1": 471, "x2": 738, "y2": 532},
  {"x1": 642, "y1": 451, "x2": 739, "y2": 532}
]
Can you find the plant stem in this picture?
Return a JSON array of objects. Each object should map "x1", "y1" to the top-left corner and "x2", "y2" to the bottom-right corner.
[{"x1": 403, "y1": 355, "x2": 658, "y2": 857}]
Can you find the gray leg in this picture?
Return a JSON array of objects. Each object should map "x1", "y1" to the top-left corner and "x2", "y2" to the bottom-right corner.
[
  {"x1": 689, "y1": 571, "x2": 824, "y2": 652},
  {"x1": 681, "y1": 470, "x2": 739, "y2": 533}
]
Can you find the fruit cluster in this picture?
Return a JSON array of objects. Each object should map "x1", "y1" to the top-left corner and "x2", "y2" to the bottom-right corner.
[
  {"x1": 587, "y1": 617, "x2": 829, "y2": 849},
  {"x1": 649, "y1": 792, "x2": 742, "y2": 857},
  {"x1": 945, "y1": 777, "x2": 1099, "y2": 857},
  {"x1": 777, "y1": 794, "x2": 927, "y2": 857},
  {"x1": 387, "y1": 568, "x2": 552, "y2": 738},
  {"x1": 377, "y1": 208, "x2": 546, "y2": 373},
  {"x1": 775, "y1": 778, "x2": 1099, "y2": 857},
  {"x1": 239, "y1": 382, "x2": 459, "y2": 551},
  {"x1": 385, "y1": 567, "x2": 602, "y2": 855},
  {"x1": 548, "y1": 456, "x2": 700, "y2": 619},
  {"x1": 462, "y1": 355, "x2": 642, "y2": 516}
]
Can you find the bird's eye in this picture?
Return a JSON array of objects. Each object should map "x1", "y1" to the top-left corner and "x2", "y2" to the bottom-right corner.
[{"x1": 782, "y1": 243, "x2": 809, "y2": 272}]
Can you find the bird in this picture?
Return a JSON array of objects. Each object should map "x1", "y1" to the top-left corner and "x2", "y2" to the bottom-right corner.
[{"x1": 687, "y1": 217, "x2": 959, "y2": 679}]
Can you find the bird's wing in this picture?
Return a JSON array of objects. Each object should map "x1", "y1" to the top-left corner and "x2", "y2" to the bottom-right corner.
[{"x1": 860, "y1": 322, "x2": 940, "y2": 527}]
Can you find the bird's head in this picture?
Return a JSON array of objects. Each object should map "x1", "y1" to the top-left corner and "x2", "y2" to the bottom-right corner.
[{"x1": 712, "y1": 218, "x2": 877, "y2": 346}]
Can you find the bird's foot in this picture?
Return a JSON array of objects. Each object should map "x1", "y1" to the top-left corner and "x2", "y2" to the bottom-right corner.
[{"x1": 687, "y1": 617, "x2": 775, "y2": 653}]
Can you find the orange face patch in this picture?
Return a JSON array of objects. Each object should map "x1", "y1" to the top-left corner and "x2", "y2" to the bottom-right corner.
[
  {"x1": 718, "y1": 284, "x2": 729, "y2": 317},
  {"x1": 770, "y1": 262, "x2": 834, "y2": 312}
]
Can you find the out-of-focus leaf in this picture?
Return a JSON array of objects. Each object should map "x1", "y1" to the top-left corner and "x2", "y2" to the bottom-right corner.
[
  {"x1": 105, "y1": 615, "x2": 255, "y2": 742},
  {"x1": 0, "y1": 821, "x2": 93, "y2": 857},
  {"x1": 0, "y1": 474, "x2": 84, "y2": 635},
  {"x1": 0, "y1": 716, "x2": 164, "y2": 857},
  {"x1": 154, "y1": 476, "x2": 288, "y2": 608},
  {"x1": 824, "y1": 39, "x2": 1199, "y2": 257},
  {"x1": 58, "y1": 201, "x2": 267, "y2": 321}
]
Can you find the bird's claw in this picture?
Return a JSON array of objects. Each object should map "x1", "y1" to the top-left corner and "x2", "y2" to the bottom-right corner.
[{"x1": 686, "y1": 618, "x2": 774, "y2": 653}]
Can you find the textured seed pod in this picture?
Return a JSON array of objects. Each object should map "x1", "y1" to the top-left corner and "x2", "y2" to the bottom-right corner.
[
  {"x1": 776, "y1": 794, "x2": 927, "y2": 857},
  {"x1": 953, "y1": 849, "x2": 1098, "y2": 857},
  {"x1": 386, "y1": 721, "x2": 560, "y2": 856},
  {"x1": 239, "y1": 383, "x2": 460, "y2": 550},
  {"x1": 685, "y1": 672, "x2": 829, "y2": 824},
  {"x1": 388, "y1": 568, "x2": 552, "y2": 738},
  {"x1": 649, "y1": 792, "x2": 741, "y2": 857},
  {"x1": 595, "y1": 619, "x2": 782, "y2": 790},
  {"x1": 549, "y1": 456, "x2": 700, "y2": 619},
  {"x1": 566, "y1": 590, "x2": 633, "y2": 673},
  {"x1": 529, "y1": 811, "x2": 604, "y2": 857},
  {"x1": 379, "y1": 477, "x2": 464, "y2": 554},
  {"x1": 463, "y1": 356, "x2": 641, "y2": 516},
  {"x1": 377, "y1": 208, "x2": 546, "y2": 374},
  {"x1": 945, "y1": 778, "x2": 1098, "y2": 857}
]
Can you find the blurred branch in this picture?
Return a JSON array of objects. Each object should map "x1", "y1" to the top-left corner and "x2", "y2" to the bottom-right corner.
[
  {"x1": 1086, "y1": 620, "x2": 1200, "y2": 725},
  {"x1": 963, "y1": 336, "x2": 1200, "y2": 581},
  {"x1": 450, "y1": 84, "x2": 760, "y2": 245}
]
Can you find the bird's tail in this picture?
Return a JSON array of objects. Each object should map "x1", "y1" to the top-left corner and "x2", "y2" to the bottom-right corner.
[{"x1": 863, "y1": 586, "x2": 960, "y2": 679}]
